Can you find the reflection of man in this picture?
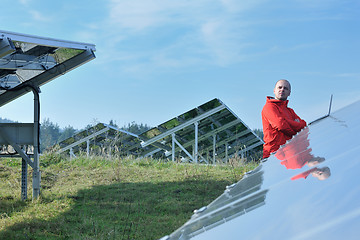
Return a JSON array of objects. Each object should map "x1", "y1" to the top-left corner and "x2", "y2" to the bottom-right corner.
[
  {"x1": 275, "y1": 128, "x2": 325, "y2": 169},
  {"x1": 275, "y1": 128, "x2": 330, "y2": 181},
  {"x1": 262, "y1": 80, "x2": 307, "y2": 158},
  {"x1": 291, "y1": 167, "x2": 331, "y2": 181}
]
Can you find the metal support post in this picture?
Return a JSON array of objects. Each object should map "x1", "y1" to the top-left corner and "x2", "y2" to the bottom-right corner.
[
  {"x1": 172, "y1": 133, "x2": 175, "y2": 161},
  {"x1": 21, "y1": 158, "x2": 28, "y2": 200},
  {"x1": 225, "y1": 142, "x2": 228, "y2": 163},
  {"x1": 70, "y1": 148, "x2": 74, "y2": 159},
  {"x1": 32, "y1": 88, "x2": 41, "y2": 199},
  {"x1": 194, "y1": 122, "x2": 198, "y2": 163},
  {"x1": 87, "y1": 139, "x2": 90, "y2": 157},
  {"x1": 213, "y1": 134, "x2": 216, "y2": 164}
]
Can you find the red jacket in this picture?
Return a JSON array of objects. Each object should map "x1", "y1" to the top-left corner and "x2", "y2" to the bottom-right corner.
[
  {"x1": 261, "y1": 96, "x2": 306, "y2": 158},
  {"x1": 275, "y1": 128, "x2": 312, "y2": 169}
]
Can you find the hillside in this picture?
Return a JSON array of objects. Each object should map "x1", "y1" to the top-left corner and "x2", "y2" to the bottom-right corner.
[{"x1": 0, "y1": 154, "x2": 257, "y2": 240}]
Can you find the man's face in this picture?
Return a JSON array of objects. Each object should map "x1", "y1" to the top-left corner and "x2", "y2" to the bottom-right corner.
[
  {"x1": 311, "y1": 167, "x2": 330, "y2": 181},
  {"x1": 274, "y1": 80, "x2": 291, "y2": 101}
]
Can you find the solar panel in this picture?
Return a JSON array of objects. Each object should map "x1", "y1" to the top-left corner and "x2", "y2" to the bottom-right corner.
[
  {"x1": 139, "y1": 98, "x2": 263, "y2": 163},
  {"x1": 0, "y1": 30, "x2": 96, "y2": 200},
  {"x1": 57, "y1": 123, "x2": 145, "y2": 157},
  {"x1": 0, "y1": 30, "x2": 96, "y2": 106},
  {"x1": 162, "y1": 99, "x2": 360, "y2": 239}
]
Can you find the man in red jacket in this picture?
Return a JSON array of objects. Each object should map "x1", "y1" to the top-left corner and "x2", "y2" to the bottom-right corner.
[{"x1": 261, "y1": 79, "x2": 306, "y2": 158}]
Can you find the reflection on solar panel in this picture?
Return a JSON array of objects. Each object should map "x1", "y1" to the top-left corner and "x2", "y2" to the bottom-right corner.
[
  {"x1": 161, "y1": 99, "x2": 360, "y2": 240},
  {"x1": 57, "y1": 123, "x2": 144, "y2": 158},
  {"x1": 0, "y1": 30, "x2": 96, "y2": 200},
  {"x1": 140, "y1": 98, "x2": 263, "y2": 163}
]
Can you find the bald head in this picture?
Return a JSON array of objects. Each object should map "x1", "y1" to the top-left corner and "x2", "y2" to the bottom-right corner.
[
  {"x1": 274, "y1": 79, "x2": 291, "y2": 101},
  {"x1": 275, "y1": 79, "x2": 291, "y2": 91}
]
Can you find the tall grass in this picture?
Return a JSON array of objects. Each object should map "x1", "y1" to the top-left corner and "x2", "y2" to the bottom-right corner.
[{"x1": 0, "y1": 153, "x2": 258, "y2": 240}]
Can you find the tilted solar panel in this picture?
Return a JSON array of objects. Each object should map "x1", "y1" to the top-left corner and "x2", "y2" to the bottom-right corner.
[{"x1": 162, "y1": 99, "x2": 360, "y2": 239}]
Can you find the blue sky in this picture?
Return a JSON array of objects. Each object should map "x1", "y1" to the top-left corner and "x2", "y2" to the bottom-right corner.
[{"x1": 0, "y1": 0, "x2": 359, "y2": 130}]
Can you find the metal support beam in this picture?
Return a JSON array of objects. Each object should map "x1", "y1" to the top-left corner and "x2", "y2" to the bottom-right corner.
[
  {"x1": 70, "y1": 148, "x2": 75, "y2": 159},
  {"x1": 58, "y1": 127, "x2": 109, "y2": 154},
  {"x1": 194, "y1": 121, "x2": 198, "y2": 163},
  {"x1": 21, "y1": 158, "x2": 28, "y2": 200},
  {"x1": 0, "y1": 54, "x2": 57, "y2": 70},
  {"x1": 172, "y1": 134, "x2": 195, "y2": 162},
  {"x1": 172, "y1": 133, "x2": 175, "y2": 162},
  {"x1": 0, "y1": 126, "x2": 34, "y2": 168},
  {"x1": 213, "y1": 134, "x2": 216, "y2": 164},
  {"x1": 87, "y1": 140, "x2": 90, "y2": 157},
  {"x1": 143, "y1": 148, "x2": 162, "y2": 158},
  {"x1": 141, "y1": 104, "x2": 226, "y2": 147},
  {"x1": 201, "y1": 129, "x2": 251, "y2": 153},
  {"x1": 225, "y1": 142, "x2": 228, "y2": 163},
  {"x1": 32, "y1": 87, "x2": 41, "y2": 199},
  {"x1": 164, "y1": 119, "x2": 241, "y2": 157}
]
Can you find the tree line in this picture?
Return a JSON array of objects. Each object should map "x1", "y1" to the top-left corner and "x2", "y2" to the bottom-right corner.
[
  {"x1": 0, "y1": 117, "x2": 151, "y2": 152},
  {"x1": 0, "y1": 117, "x2": 263, "y2": 153}
]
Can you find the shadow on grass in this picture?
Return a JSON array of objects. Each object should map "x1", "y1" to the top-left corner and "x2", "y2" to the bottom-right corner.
[{"x1": 0, "y1": 178, "x2": 231, "y2": 240}]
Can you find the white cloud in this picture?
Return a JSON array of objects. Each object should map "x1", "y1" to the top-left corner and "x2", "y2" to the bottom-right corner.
[
  {"x1": 18, "y1": 0, "x2": 30, "y2": 5},
  {"x1": 101, "y1": 0, "x2": 263, "y2": 70},
  {"x1": 335, "y1": 73, "x2": 360, "y2": 78},
  {"x1": 97, "y1": 0, "x2": 352, "y2": 73},
  {"x1": 220, "y1": 0, "x2": 268, "y2": 12},
  {"x1": 107, "y1": 0, "x2": 190, "y2": 31},
  {"x1": 29, "y1": 10, "x2": 51, "y2": 22}
]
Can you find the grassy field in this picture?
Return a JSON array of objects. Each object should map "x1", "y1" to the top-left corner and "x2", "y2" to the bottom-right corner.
[{"x1": 0, "y1": 154, "x2": 258, "y2": 240}]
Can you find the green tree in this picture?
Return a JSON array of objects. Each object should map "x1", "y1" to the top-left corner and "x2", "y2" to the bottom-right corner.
[
  {"x1": 0, "y1": 117, "x2": 16, "y2": 123},
  {"x1": 59, "y1": 125, "x2": 77, "y2": 142},
  {"x1": 253, "y1": 128, "x2": 263, "y2": 141},
  {"x1": 40, "y1": 118, "x2": 61, "y2": 152},
  {"x1": 122, "y1": 121, "x2": 151, "y2": 134}
]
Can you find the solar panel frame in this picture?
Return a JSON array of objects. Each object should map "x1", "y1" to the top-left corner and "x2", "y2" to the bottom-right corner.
[
  {"x1": 139, "y1": 98, "x2": 263, "y2": 163},
  {"x1": 0, "y1": 30, "x2": 96, "y2": 107},
  {"x1": 57, "y1": 123, "x2": 147, "y2": 157}
]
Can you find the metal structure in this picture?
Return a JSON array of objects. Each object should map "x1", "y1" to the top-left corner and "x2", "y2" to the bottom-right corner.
[
  {"x1": 57, "y1": 99, "x2": 262, "y2": 163},
  {"x1": 57, "y1": 123, "x2": 144, "y2": 158},
  {"x1": 162, "y1": 99, "x2": 360, "y2": 240},
  {"x1": 0, "y1": 30, "x2": 96, "y2": 200},
  {"x1": 140, "y1": 98, "x2": 263, "y2": 163}
]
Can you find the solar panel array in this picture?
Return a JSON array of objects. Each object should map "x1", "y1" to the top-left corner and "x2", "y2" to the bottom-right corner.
[
  {"x1": 57, "y1": 123, "x2": 144, "y2": 157},
  {"x1": 139, "y1": 98, "x2": 263, "y2": 162},
  {"x1": 58, "y1": 98, "x2": 263, "y2": 163}
]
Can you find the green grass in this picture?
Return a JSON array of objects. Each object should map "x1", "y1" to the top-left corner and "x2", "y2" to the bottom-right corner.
[{"x1": 0, "y1": 154, "x2": 258, "y2": 240}]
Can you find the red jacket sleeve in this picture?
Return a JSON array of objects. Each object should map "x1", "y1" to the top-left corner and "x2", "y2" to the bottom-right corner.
[
  {"x1": 262, "y1": 104, "x2": 297, "y2": 136},
  {"x1": 287, "y1": 108, "x2": 307, "y2": 132}
]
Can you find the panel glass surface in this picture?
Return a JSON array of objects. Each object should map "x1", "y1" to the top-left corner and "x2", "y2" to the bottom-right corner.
[{"x1": 164, "y1": 99, "x2": 360, "y2": 240}]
